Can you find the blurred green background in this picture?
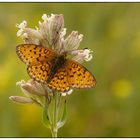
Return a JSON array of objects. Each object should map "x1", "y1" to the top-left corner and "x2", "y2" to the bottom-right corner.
[{"x1": 0, "y1": 2, "x2": 140, "y2": 137}]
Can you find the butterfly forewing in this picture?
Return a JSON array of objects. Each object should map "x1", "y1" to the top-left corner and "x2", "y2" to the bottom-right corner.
[
  {"x1": 48, "y1": 60, "x2": 96, "y2": 92},
  {"x1": 66, "y1": 60, "x2": 96, "y2": 89},
  {"x1": 16, "y1": 44, "x2": 56, "y2": 65}
]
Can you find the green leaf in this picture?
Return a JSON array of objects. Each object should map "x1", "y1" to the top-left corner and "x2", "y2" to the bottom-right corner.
[
  {"x1": 57, "y1": 100, "x2": 67, "y2": 129},
  {"x1": 42, "y1": 104, "x2": 51, "y2": 129}
]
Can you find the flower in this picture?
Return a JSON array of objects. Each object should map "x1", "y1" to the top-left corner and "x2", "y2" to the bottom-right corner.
[
  {"x1": 71, "y1": 48, "x2": 93, "y2": 63},
  {"x1": 10, "y1": 80, "x2": 49, "y2": 107},
  {"x1": 11, "y1": 13, "x2": 95, "y2": 137},
  {"x1": 16, "y1": 20, "x2": 27, "y2": 37},
  {"x1": 13, "y1": 13, "x2": 94, "y2": 97}
]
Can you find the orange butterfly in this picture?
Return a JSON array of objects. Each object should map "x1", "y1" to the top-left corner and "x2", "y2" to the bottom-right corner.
[{"x1": 16, "y1": 44, "x2": 96, "y2": 92}]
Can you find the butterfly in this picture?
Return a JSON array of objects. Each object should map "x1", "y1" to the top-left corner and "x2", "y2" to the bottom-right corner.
[{"x1": 16, "y1": 44, "x2": 96, "y2": 92}]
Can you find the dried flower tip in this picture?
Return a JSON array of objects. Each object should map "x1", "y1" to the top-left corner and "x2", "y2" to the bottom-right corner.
[
  {"x1": 16, "y1": 80, "x2": 26, "y2": 86},
  {"x1": 9, "y1": 96, "x2": 33, "y2": 104},
  {"x1": 71, "y1": 48, "x2": 93, "y2": 63},
  {"x1": 83, "y1": 48, "x2": 93, "y2": 61},
  {"x1": 16, "y1": 20, "x2": 27, "y2": 29},
  {"x1": 16, "y1": 20, "x2": 27, "y2": 37},
  {"x1": 42, "y1": 14, "x2": 48, "y2": 21}
]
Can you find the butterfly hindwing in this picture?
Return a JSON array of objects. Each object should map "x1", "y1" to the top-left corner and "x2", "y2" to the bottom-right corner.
[
  {"x1": 48, "y1": 59, "x2": 96, "y2": 92},
  {"x1": 48, "y1": 65, "x2": 70, "y2": 92},
  {"x1": 66, "y1": 60, "x2": 96, "y2": 89},
  {"x1": 27, "y1": 62, "x2": 52, "y2": 83}
]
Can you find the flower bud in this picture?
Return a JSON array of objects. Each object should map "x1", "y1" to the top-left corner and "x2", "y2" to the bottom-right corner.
[
  {"x1": 39, "y1": 14, "x2": 64, "y2": 48},
  {"x1": 16, "y1": 80, "x2": 46, "y2": 96},
  {"x1": 9, "y1": 96, "x2": 33, "y2": 104},
  {"x1": 64, "y1": 31, "x2": 83, "y2": 52}
]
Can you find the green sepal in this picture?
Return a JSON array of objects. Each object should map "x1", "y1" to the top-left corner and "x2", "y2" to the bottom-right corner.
[
  {"x1": 57, "y1": 100, "x2": 67, "y2": 129},
  {"x1": 42, "y1": 104, "x2": 51, "y2": 129}
]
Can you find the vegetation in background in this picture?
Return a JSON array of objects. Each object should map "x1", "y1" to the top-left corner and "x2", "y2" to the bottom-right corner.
[{"x1": 0, "y1": 3, "x2": 140, "y2": 137}]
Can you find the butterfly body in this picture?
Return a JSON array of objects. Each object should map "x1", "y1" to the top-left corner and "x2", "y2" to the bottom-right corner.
[
  {"x1": 47, "y1": 54, "x2": 66, "y2": 83},
  {"x1": 16, "y1": 44, "x2": 96, "y2": 92}
]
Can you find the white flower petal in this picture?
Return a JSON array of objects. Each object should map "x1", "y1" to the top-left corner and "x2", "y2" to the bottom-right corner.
[
  {"x1": 67, "y1": 89, "x2": 73, "y2": 95},
  {"x1": 16, "y1": 20, "x2": 27, "y2": 29},
  {"x1": 16, "y1": 80, "x2": 26, "y2": 86},
  {"x1": 16, "y1": 21, "x2": 28, "y2": 39},
  {"x1": 61, "y1": 92, "x2": 67, "y2": 96},
  {"x1": 42, "y1": 14, "x2": 48, "y2": 21},
  {"x1": 16, "y1": 29, "x2": 23, "y2": 37},
  {"x1": 61, "y1": 89, "x2": 73, "y2": 96},
  {"x1": 83, "y1": 49, "x2": 93, "y2": 61}
]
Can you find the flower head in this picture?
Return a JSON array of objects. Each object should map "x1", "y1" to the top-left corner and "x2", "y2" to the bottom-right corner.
[
  {"x1": 16, "y1": 14, "x2": 93, "y2": 64},
  {"x1": 10, "y1": 80, "x2": 49, "y2": 107},
  {"x1": 14, "y1": 13, "x2": 94, "y2": 97},
  {"x1": 10, "y1": 13, "x2": 96, "y2": 137}
]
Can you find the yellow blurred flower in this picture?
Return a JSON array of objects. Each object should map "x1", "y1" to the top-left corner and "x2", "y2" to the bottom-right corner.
[{"x1": 111, "y1": 79, "x2": 133, "y2": 98}]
